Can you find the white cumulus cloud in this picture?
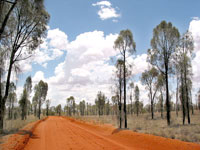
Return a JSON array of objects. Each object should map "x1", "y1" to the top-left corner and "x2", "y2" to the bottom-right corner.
[
  {"x1": 31, "y1": 29, "x2": 151, "y2": 107},
  {"x1": 92, "y1": 1, "x2": 120, "y2": 21},
  {"x1": 18, "y1": 28, "x2": 68, "y2": 71},
  {"x1": 189, "y1": 18, "x2": 200, "y2": 91}
]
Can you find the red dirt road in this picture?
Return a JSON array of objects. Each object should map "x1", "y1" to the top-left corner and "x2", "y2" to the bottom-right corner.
[{"x1": 21, "y1": 116, "x2": 200, "y2": 150}]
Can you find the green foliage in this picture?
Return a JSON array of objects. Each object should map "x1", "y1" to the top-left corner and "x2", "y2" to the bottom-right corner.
[
  {"x1": 7, "y1": 82, "x2": 17, "y2": 120},
  {"x1": 18, "y1": 76, "x2": 32, "y2": 120},
  {"x1": 114, "y1": 29, "x2": 136, "y2": 54},
  {"x1": 34, "y1": 80, "x2": 48, "y2": 119},
  {"x1": 0, "y1": 0, "x2": 50, "y2": 132},
  {"x1": 148, "y1": 20, "x2": 180, "y2": 74},
  {"x1": 175, "y1": 31, "x2": 194, "y2": 125},
  {"x1": 141, "y1": 67, "x2": 159, "y2": 119},
  {"x1": 135, "y1": 85, "x2": 140, "y2": 116},
  {"x1": 56, "y1": 104, "x2": 62, "y2": 116},
  {"x1": 95, "y1": 91, "x2": 106, "y2": 116},
  {"x1": 66, "y1": 96, "x2": 75, "y2": 116},
  {"x1": 79, "y1": 100, "x2": 85, "y2": 116},
  {"x1": 148, "y1": 20, "x2": 180, "y2": 125},
  {"x1": 24, "y1": 76, "x2": 32, "y2": 96},
  {"x1": 19, "y1": 89, "x2": 28, "y2": 120},
  {"x1": 114, "y1": 29, "x2": 136, "y2": 128},
  {"x1": 46, "y1": 99, "x2": 50, "y2": 116}
]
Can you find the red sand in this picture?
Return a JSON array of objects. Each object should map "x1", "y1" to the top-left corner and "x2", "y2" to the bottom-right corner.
[{"x1": 1, "y1": 116, "x2": 200, "y2": 150}]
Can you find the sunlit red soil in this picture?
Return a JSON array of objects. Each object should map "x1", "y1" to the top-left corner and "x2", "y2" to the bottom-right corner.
[{"x1": 1, "y1": 116, "x2": 200, "y2": 150}]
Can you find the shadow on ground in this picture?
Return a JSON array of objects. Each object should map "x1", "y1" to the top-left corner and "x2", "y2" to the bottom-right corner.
[
  {"x1": 112, "y1": 128, "x2": 130, "y2": 134},
  {"x1": 17, "y1": 130, "x2": 39, "y2": 139}
]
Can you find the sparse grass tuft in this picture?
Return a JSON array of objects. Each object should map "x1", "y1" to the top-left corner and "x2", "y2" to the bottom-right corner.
[
  {"x1": 79, "y1": 111, "x2": 200, "y2": 143},
  {"x1": 2, "y1": 115, "x2": 43, "y2": 135}
]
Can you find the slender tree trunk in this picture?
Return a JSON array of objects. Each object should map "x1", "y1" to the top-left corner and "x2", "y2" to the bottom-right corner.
[
  {"x1": 11, "y1": 102, "x2": 14, "y2": 119},
  {"x1": 119, "y1": 67, "x2": 122, "y2": 128},
  {"x1": 46, "y1": 107, "x2": 49, "y2": 116},
  {"x1": 191, "y1": 91, "x2": 194, "y2": 115},
  {"x1": 38, "y1": 101, "x2": 41, "y2": 119},
  {"x1": 160, "y1": 90, "x2": 163, "y2": 119},
  {"x1": 181, "y1": 72, "x2": 185, "y2": 125},
  {"x1": 131, "y1": 93, "x2": 133, "y2": 115},
  {"x1": 136, "y1": 101, "x2": 139, "y2": 117},
  {"x1": 151, "y1": 100, "x2": 154, "y2": 119},
  {"x1": 0, "y1": 102, "x2": 5, "y2": 132},
  {"x1": 0, "y1": 50, "x2": 15, "y2": 132},
  {"x1": 165, "y1": 64, "x2": 170, "y2": 125},
  {"x1": 123, "y1": 53, "x2": 127, "y2": 128},
  {"x1": 176, "y1": 76, "x2": 179, "y2": 117},
  {"x1": 34, "y1": 105, "x2": 37, "y2": 116},
  {"x1": 0, "y1": 70, "x2": 2, "y2": 132},
  {"x1": 150, "y1": 88, "x2": 154, "y2": 119},
  {"x1": 185, "y1": 78, "x2": 190, "y2": 124}
]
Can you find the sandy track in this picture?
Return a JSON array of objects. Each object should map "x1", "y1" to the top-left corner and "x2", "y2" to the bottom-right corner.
[{"x1": 23, "y1": 116, "x2": 200, "y2": 150}]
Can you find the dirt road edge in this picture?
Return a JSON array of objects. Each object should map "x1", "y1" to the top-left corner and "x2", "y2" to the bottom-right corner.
[{"x1": 0, "y1": 117, "x2": 48, "y2": 150}]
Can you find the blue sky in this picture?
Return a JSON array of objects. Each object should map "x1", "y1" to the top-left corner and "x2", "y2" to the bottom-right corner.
[
  {"x1": 45, "y1": 0, "x2": 200, "y2": 53},
  {"x1": 17, "y1": 0, "x2": 200, "y2": 106}
]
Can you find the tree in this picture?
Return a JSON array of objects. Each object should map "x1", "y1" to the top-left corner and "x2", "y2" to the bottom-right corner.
[
  {"x1": 111, "y1": 95, "x2": 118, "y2": 116},
  {"x1": 95, "y1": 91, "x2": 106, "y2": 116},
  {"x1": 129, "y1": 82, "x2": 134, "y2": 115},
  {"x1": 34, "y1": 80, "x2": 48, "y2": 119},
  {"x1": 114, "y1": 29, "x2": 136, "y2": 128},
  {"x1": 0, "y1": 0, "x2": 49, "y2": 132},
  {"x1": 56, "y1": 104, "x2": 62, "y2": 116},
  {"x1": 32, "y1": 93, "x2": 38, "y2": 117},
  {"x1": 157, "y1": 74, "x2": 165, "y2": 118},
  {"x1": 79, "y1": 100, "x2": 85, "y2": 116},
  {"x1": 105, "y1": 99, "x2": 110, "y2": 115},
  {"x1": 72, "y1": 98, "x2": 76, "y2": 115},
  {"x1": 148, "y1": 21, "x2": 180, "y2": 125},
  {"x1": 198, "y1": 89, "x2": 200, "y2": 111},
  {"x1": 46, "y1": 99, "x2": 50, "y2": 116},
  {"x1": 115, "y1": 59, "x2": 123, "y2": 128},
  {"x1": 19, "y1": 89, "x2": 28, "y2": 120},
  {"x1": 66, "y1": 96, "x2": 75, "y2": 116},
  {"x1": 24, "y1": 76, "x2": 32, "y2": 96},
  {"x1": 175, "y1": 31, "x2": 193, "y2": 124},
  {"x1": 134, "y1": 85, "x2": 140, "y2": 116},
  {"x1": 6, "y1": 82, "x2": 16, "y2": 119},
  {"x1": 19, "y1": 76, "x2": 32, "y2": 120},
  {"x1": 141, "y1": 67, "x2": 159, "y2": 119}
]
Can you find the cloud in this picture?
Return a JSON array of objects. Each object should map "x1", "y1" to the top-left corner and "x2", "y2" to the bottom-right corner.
[
  {"x1": 29, "y1": 30, "x2": 118, "y2": 106},
  {"x1": 18, "y1": 28, "x2": 67, "y2": 71},
  {"x1": 32, "y1": 71, "x2": 45, "y2": 84},
  {"x1": 18, "y1": 60, "x2": 32, "y2": 73},
  {"x1": 92, "y1": 1, "x2": 111, "y2": 7},
  {"x1": 47, "y1": 28, "x2": 68, "y2": 50},
  {"x1": 16, "y1": 86, "x2": 23, "y2": 102},
  {"x1": 48, "y1": 30, "x2": 118, "y2": 99},
  {"x1": 30, "y1": 29, "x2": 151, "y2": 107},
  {"x1": 189, "y1": 18, "x2": 200, "y2": 90},
  {"x1": 92, "y1": 1, "x2": 120, "y2": 20},
  {"x1": 187, "y1": 18, "x2": 200, "y2": 104},
  {"x1": 127, "y1": 54, "x2": 149, "y2": 76},
  {"x1": 189, "y1": 18, "x2": 200, "y2": 53}
]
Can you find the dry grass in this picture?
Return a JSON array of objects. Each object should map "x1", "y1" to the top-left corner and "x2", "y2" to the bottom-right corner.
[
  {"x1": 2, "y1": 115, "x2": 43, "y2": 135},
  {"x1": 78, "y1": 111, "x2": 200, "y2": 143}
]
